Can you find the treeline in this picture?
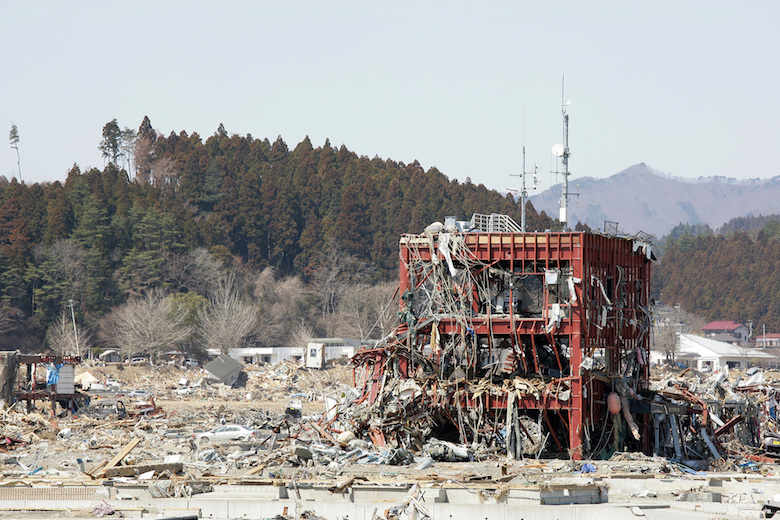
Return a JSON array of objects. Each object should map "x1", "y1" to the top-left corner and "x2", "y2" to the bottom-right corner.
[
  {"x1": 653, "y1": 219, "x2": 780, "y2": 331},
  {"x1": 0, "y1": 117, "x2": 554, "y2": 355},
  {"x1": 718, "y1": 214, "x2": 780, "y2": 236}
]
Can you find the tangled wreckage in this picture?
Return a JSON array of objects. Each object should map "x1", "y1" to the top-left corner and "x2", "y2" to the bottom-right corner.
[
  {"x1": 5, "y1": 216, "x2": 780, "y2": 518},
  {"x1": 349, "y1": 214, "x2": 657, "y2": 460}
]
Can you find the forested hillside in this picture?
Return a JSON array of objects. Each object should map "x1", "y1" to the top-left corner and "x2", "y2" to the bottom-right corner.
[
  {"x1": 0, "y1": 117, "x2": 554, "y2": 354},
  {"x1": 653, "y1": 220, "x2": 780, "y2": 331},
  {"x1": 717, "y1": 214, "x2": 780, "y2": 237}
]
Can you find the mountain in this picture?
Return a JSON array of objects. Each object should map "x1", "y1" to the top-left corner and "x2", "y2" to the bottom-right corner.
[{"x1": 529, "y1": 163, "x2": 780, "y2": 238}]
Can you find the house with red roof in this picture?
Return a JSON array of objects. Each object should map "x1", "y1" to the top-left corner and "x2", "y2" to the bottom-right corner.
[{"x1": 701, "y1": 320, "x2": 749, "y2": 345}]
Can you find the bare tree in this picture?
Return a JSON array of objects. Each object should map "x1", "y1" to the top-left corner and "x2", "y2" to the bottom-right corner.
[
  {"x1": 119, "y1": 127, "x2": 136, "y2": 173},
  {"x1": 108, "y1": 289, "x2": 192, "y2": 362},
  {"x1": 33, "y1": 239, "x2": 88, "y2": 295},
  {"x1": 686, "y1": 312, "x2": 707, "y2": 335},
  {"x1": 654, "y1": 326, "x2": 679, "y2": 363},
  {"x1": 0, "y1": 305, "x2": 22, "y2": 335},
  {"x1": 163, "y1": 248, "x2": 224, "y2": 298},
  {"x1": 45, "y1": 310, "x2": 91, "y2": 356},
  {"x1": 289, "y1": 320, "x2": 316, "y2": 352},
  {"x1": 253, "y1": 268, "x2": 315, "y2": 347},
  {"x1": 310, "y1": 238, "x2": 373, "y2": 317},
  {"x1": 150, "y1": 154, "x2": 176, "y2": 187},
  {"x1": 133, "y1": 134, "x2": 154, "y2": 184},
  {"x1": 198, "y1": 271, "x2": 259, "y2": 353},
  {"x1": 337, "y1": 282, "x2": 398, "y2": 341},
  {"x1": 368, "y1": 281, "x2": 399, "y2": 339}
]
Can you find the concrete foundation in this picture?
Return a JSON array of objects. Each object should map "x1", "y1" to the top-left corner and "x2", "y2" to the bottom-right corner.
[{"x1": 0, "y1": 473, "x2": 775, "y2": 520}]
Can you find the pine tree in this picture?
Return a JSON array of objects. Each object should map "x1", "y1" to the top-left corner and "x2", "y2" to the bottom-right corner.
[
  {"x1": 73, "y1": 195, "x2": 114, "y2": 314},
  {"x1": 99, "y1": 119, "x2": 123, "y2": 165},
  {"x1": 42, "y1": 182, "x2": 74, "y2": 243},
  {"x1": 9, "y1": 123, "x2": 21, "y2": 182}
]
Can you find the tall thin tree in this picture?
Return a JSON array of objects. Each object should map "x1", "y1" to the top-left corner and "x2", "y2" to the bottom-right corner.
[
  {"x1": 99, "y1": 119, "x2": 122, "y2": 165},
  {"x1": 9, "y1": 123, "x2": 21, "y2": 182}
]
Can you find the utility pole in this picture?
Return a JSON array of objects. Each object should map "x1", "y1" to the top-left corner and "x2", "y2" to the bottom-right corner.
[{"x1": 68, "y1": 299, "x2": 80, "y2": 358}]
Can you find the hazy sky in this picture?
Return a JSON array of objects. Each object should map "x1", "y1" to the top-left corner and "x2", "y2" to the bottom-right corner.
[{"x1": 2, "y1": 1, "x2": 778, "y2": 192}]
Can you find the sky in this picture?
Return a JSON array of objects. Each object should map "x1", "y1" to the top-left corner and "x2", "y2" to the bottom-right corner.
[{"x1": 1, "y1": 1, "x2": 779, "y2": 193}]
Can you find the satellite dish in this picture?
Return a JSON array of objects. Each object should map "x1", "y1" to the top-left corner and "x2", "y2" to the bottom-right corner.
[{"x1": 551, "y1": 143, "x2": 564, "y2": 157}]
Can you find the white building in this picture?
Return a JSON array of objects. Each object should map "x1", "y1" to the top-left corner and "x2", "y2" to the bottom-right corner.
[
  {"x1": 229, "y1": 347, "x2": 303, "y2": 365},
  {"x1": 98, "y1": 349, "x2": 122, "y2": 364},
  {"x1": 305, "y1": 338, "x2": 361, "y2": 369},
  {"x1": 654, "y1": 334, "x2": 776, "y2": 372}
]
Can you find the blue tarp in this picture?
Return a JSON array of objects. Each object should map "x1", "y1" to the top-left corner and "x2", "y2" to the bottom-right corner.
[{"x1": 46, "y1": 363, "x2": 63, "y2": 386}]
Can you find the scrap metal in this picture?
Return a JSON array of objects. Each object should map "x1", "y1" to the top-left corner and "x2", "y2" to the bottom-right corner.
[{"x1": 347, "y1": 215, "x2": 656, "y2": 460}]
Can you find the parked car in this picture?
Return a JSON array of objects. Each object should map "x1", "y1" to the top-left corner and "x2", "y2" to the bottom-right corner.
[
  {"x1": 175, "y1": 386, "x2": 197, "y2": 396},
  {"x1": 128, "y1": 357, "x2": 149, "y2": 366},
  {"x1": 183, "y1": 358, "x2": 200, "y2": 369},
  {"x1": 193, "y1": 424, "x2": 258, "y2": 444},
  {"x1": 81, "y1": 398, "x2": 128, "y2": 420},
  {"x1": 127, "y1": 389, "x2": 152, "y2": 399}
]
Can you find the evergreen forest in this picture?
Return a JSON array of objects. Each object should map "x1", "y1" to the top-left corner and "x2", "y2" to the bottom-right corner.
[
  {"x1": 3, "y1": 117, "x2": 779, "y2": 358},
  {"x1": 652, "y1": 219, "x2": 780, "y2": 332},
  {"x1": 0, "y1": 118, "x2": 554, "y2": 357}
]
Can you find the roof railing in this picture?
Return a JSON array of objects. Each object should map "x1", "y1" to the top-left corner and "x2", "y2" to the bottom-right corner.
[{"x1": 470, "y1": 213, "x2": 522, "y2": 233}]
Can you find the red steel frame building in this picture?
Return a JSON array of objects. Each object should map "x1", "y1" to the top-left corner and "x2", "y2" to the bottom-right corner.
[{"x1": 355, "y1": 229, "x2": 654, "y2": 459}]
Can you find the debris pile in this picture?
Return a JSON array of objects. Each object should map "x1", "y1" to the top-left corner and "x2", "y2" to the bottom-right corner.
[
  {"x1": 312, "y1": 220, "x2": 780, "y2": 472},
  {"x1": 650, "y1": 364, "x2": 780, "y2": 467},
  {"x1": 2, "y1": 348, "x2": 780, "y2": 520},
  {"x1": 337, "y1": 221, "x2": 656, "y2": 460}
]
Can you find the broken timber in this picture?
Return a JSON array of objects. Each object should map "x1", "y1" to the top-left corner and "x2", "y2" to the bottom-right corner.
[{"x1": 92, "y1": 437, "x2": 141, "y2": 478}]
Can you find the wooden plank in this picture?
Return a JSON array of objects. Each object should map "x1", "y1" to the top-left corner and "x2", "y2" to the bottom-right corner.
[
  {"x1": 95, "y1": 437, "x2": 141, "y2": 477},
  {"x1": 85, "y1": 461, "x2": 107, "y2": 478},
  {"x1": 243, "y1": 464, "x2": 266, "y2": 476}
]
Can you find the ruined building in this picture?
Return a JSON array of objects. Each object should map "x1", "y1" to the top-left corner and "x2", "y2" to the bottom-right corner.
[{"x1": 352, "y1": 214, "x2": 655, "y2": 460}]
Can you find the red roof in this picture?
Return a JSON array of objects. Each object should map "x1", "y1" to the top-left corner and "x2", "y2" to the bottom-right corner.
[
  {"x1": 702, "y1": 320, "x2": 743, "y2": 331},
  {"x1": 756, "y1": 333, "x2": 780, "y2": 340}
]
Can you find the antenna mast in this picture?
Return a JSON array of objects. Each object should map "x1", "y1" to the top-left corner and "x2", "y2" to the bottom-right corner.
[
  {"x1": 552, "y1": 76, "x2": 575, "y2": 230},
  {"x1": 509, "y1": 110, "x2": 537, "y2": 232}
]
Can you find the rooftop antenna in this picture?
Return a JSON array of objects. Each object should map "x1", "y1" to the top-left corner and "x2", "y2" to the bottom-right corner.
[
  {"x1": 552, "y1": 75, "x2": 577, "y2": 230},
  {"x1": 508, "y1": 109, "x2": 538, "y2": 232}
]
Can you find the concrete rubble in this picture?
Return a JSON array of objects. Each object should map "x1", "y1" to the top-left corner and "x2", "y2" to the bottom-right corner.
[
  {"x1": 0, "y1": 357, "x2": 779, "y2": 519},
  {"x1": 3, "y1": 221, "x2": 780, "y2": 519}
]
